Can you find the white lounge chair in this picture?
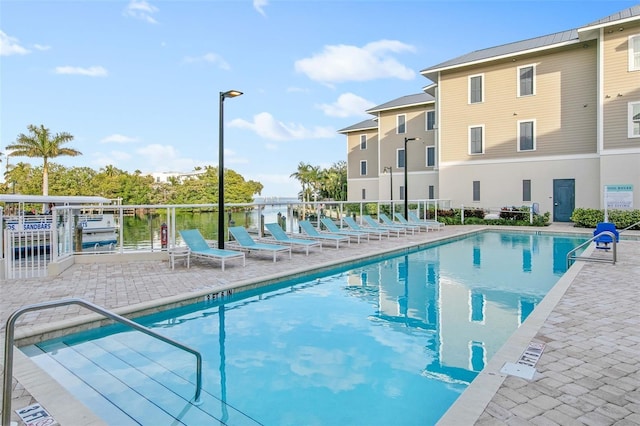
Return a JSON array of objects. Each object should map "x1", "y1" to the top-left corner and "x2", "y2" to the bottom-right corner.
[
  {"x1": 228, "y1": 226, "x2": 291, "y2": 262},
  {"x1": 264, "y1": 223, "x2": 321, "y2": 255},
  {"x1": 179, "y1": 229, "x2": 245, "y2": 270}
]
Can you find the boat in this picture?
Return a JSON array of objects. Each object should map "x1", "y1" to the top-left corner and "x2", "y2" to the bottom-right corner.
[{"x1": 0, "y1": 195, "x2": 119, "y2": 255}]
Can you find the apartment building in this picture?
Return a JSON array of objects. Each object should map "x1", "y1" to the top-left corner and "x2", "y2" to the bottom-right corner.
[{"x1": 342, "y1": 5, "x2": 639, "y2": 221}]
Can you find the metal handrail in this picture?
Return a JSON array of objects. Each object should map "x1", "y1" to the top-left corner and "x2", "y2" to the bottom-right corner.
[
  {"x1": 566, "y1": 230, "x2": 617, "y2": 268},
  {"x1": 2, "y1": 298, "x2": 202, "y2": 426},
  {"x1": 620, "y1": 220, "x2": 640, "y2": 233}
]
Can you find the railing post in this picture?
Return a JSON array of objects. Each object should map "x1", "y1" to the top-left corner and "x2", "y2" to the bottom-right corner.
[{"x1": 461, "y1": 204, "x2": 465, "y2": 225}]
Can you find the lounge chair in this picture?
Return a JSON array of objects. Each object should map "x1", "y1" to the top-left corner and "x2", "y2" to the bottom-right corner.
[
  {"x1": 178, "y1": 229, "x2": 245, "y2": 271},
  {"x1": 342, "y1": 216, "x2": 389, "y2": 239},
  {"x1": 379, "y1": 213, "x2": 419, "y2": 235},
  {"x1": 320, "y1": 218, "x2": 369, "y2": 243},
  {"x1": 298, "y1": 220, "x2": 350, "y2": 248},
  {"x1": 593, "y1": 222, "x2": 619, "y2": 251},
  {"x1": 408, "y1": 211, "x2": 445, "y2": 230},
  {"x1": 228, "y1": 226, "x2": 291, "y2": 262},
  {"x1": 361, "y1": 215, "x2": 406, "y2": 237},
  {"x1": 264, "y1": 223, "x2": 321, "y2": 255},
  {"x1": 394, "y1": 213, "x2": 430, "y2": 232}
]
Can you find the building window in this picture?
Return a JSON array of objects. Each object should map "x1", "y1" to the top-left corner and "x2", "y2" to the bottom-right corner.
[
  {"x1": 426, "y1": 146, "x2": 435, "y2": 167},
  {"x1": 397, "y1": 148, "x2": 405, "y2": 168},
  {"x1": 399, "y1": 186, "x2": 405, "y2": 200},
  {"x1": 629, "y1": 102, "x2": 640, "y2": 138},
  {"x1": 428, "y1": 185, "x2": 434, "y2": 199},
  {"x1": 360, "y1": 134, "x2": 367, "y2": 150},
  {"x1": 426, "y1": 110, "x2": 436, "y2": 130},
  {"x1": 469, "y1": 126, "x2": 484, "y2": 154},
  {"x1": 523, "y1": 179, "x2": 532, "y2": 202},
  {"x1": 518, "y1": 120, "x2": 535, "y2": 151},
  {"x1": 518, "y1": 65, "x2": 535, "y2": 97},
  {"x1": 473, "y1": 181, "x2": 480, "y2": 202},
  {"x1": 630, "y1": 34, "x2": 640, "y2": 71},
  {"x1": 361, "y1": 188, "x2": 366, "y2": 200},
  {"x1": 469, "y1": 74, "x2": 483, "y2": 104},
  {"x1": 397, "y1": 114, "x2": 406, "y2": 134},
  {"x1": 360, "y1": 160, "x2": 367, "y2": 176}
]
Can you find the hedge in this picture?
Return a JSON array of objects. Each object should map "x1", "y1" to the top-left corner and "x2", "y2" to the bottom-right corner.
[{"x1": 571, "y1": 208, "x2": 640, "y2": 230}]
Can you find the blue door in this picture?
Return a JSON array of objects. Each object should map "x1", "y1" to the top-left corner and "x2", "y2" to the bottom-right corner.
[{"x1": 553, "y1": 179, "x2": 575, "y2": 222}]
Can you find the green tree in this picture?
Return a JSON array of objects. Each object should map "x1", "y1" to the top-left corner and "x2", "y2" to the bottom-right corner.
[{"x1": 6, "y1": 124, "x2": 82, "y2": 196}]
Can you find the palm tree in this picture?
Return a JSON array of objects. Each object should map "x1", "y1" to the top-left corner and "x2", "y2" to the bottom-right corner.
[{"x1": 6, "y1": 124, "x2": 82, "y2": 196}]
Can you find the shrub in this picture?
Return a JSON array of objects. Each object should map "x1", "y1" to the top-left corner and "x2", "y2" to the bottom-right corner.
[{"x1": 572, "y1": 208, "x2": 640, "y2": 230}]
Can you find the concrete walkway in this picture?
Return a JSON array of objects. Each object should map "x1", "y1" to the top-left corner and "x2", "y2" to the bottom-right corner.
[{"x1": 1, "y1": 223, "x2": 638, "y2": 425}]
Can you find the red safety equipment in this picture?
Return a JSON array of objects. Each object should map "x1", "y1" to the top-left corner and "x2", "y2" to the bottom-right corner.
[{"x1": 160, "y1": 223, "x2": 168, "y2": 248}]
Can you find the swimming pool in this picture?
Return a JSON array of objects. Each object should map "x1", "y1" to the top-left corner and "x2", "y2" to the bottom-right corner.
[{"x1": 22, "y1": 231, "x2": 586, "y2": 425}]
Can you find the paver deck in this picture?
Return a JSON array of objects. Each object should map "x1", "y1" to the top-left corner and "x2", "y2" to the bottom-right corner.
[{"x1": 1, "y1": 223, "x2": 638, "y2": 425}]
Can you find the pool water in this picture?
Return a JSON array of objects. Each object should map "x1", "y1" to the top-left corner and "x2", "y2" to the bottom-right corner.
[{"x1": 23, "y1": 231, "x2": 586, "y2": 425}]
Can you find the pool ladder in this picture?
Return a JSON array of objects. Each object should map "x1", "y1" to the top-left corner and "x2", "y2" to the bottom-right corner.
[
  {"x1": 566, "y1": 231, "x2": 618, "y2": 268},
  {"x1": 2, "y1": 298, "x2": 203, "y2": 426}
]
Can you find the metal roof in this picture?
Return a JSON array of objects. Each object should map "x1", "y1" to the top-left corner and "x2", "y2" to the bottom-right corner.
[
  {"x1": 366, "y1": 93, "x2": 435, "y2": 114},
  {"x1": 337, "y1": 119, "x2": 378, "y2": 134},
  {"x1": 421, "y1": 29, "x2": 579, "y2": 80},
  {"x1": 582, "y1": 4, "x2": 640, "y2": 28},
  {"x1": 0, "y1": 195, "x2": 113, "y2": 205}
]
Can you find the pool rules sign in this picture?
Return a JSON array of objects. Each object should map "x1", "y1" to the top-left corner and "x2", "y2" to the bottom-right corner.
[
  {"x1": 604, "y1": 184, "x2": 634, "y2": 222},
  {"x1": 15, "y1": 403, "x2": 57, "y2": 426}
]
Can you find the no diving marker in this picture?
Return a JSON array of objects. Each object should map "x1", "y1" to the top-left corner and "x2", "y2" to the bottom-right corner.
[{"x1": 15, "y1": 403, "x2": 57, "y2": 426}]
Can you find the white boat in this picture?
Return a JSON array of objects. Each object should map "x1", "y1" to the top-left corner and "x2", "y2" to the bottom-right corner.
[{"x1": 0, "y1": 195, "x2": 118, "y2": 254}]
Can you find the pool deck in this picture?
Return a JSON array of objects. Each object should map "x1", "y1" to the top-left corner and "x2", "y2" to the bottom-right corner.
[{"x1": 1, "y1": 223, "x2": 639, "y2": 425}]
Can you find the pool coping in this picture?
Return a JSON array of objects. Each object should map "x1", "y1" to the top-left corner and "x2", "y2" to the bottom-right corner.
[{"x1": 8, "y1": 225, "x2": 594, "y2": 425}]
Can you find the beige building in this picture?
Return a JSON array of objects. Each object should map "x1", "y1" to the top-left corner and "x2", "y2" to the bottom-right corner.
[{"x1": 342, "y1": 5, "x2": 640, "y2": 221}]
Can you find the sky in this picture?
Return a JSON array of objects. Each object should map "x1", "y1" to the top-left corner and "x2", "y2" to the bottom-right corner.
[{"x1": 1, "y1": 0, "x2": 638, "y2": 197}]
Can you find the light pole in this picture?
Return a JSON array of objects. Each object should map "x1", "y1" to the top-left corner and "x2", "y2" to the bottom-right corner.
[
  {"x1": 383, "y1": 166, "x2": 393, "y2": 201},
  {"x1": 218, "y1": 89, "x2": 243, "y2": 249},
  {"x1": 403, "y1": 137, "x2": 420, "y2": 220}
]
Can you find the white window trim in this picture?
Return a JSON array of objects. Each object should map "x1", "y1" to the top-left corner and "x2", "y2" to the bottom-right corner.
[
  {"x1": 468, "y1": 125, "x2": 485, "y2": 155},
  {"x1": 359, "y1": 134, "x2": 367, "y2": 150},
  {"x1": 360, "y1": 160, "x2": 367, "y2": 176},
  {"x1": 468, "y1": 73, "x2": 484, "y2": 104},
  {"x1": 629, "y1": 102, "x2": 640, "y2": 138},
  {"x1": 517, "y1": 119, "x2": 536, "y2": 152},
  {"x1": 629, "y1": 34, "x2": 640, "y2": 72},
  {"x1": 397, "y1": 114, "x2": 406, "y2": 134},
  {"x1": 426, "y1": 146, "x2": 435, "y2": 167},
  {"x1": 396, "y1": 148, "x2": 405, "y2": 168},
  {"x1": 517, "y1": 64, "x2": 536, "y2": 97},
  {"x1": 426, "y1": 110, "x2": 436, "y2": 131}
]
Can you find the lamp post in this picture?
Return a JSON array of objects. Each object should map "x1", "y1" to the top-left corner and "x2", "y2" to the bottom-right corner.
[
  {"x1": 218, "y1": 89, "x2": 243, "y2": 249},
  {"x1": 403, "y1": 137, "x2": 420, "y2": 220},
  {"x1": 383, "y1": 166, "x2": 393, "y2": 201}
]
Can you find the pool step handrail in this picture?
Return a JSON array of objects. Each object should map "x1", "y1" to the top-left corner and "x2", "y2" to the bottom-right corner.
[
  {"x1": 620, "y1": 220, "x2": 640, "y2": 233},
  {"x1": 566, "y1": 230, "x2": 617, "y2": 268},
  {"x1": 2, "y1": 298, "x2": 203, "y2": 426}
]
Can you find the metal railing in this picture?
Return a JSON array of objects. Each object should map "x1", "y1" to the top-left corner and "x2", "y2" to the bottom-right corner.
[
  {"x1": 566, "y1": 230, "x2": 617, "y2": 268},
  {"x1": 2, "y1": 298, "x2": 203, "y2": 426}
]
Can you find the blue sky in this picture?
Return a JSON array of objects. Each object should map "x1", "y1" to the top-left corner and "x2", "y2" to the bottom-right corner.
[{"x1": 1, "y1": 0, "x2": 637, "y2": 197}]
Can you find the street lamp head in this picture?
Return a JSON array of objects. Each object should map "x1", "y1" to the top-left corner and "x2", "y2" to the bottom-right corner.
[
  {"x1": 404, "y1": 137, "x2": 421, "y2": 142},
  {"x1": 221, "y1": 90, "x2": 243, "y2": 100}
]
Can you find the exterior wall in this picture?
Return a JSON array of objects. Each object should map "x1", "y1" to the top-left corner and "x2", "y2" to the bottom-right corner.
[
  {"x1": 439, "y1": 42, "x2": 598, "y2": 164},
  {"x1": 602, "y1": 20, "x2": 640, "y2": 150},
  {"x1": 600, "y1": 153, "x2": 640, "y2": 208},
  {"x1": 439, "y1": 157, "x2": 600, "y2": 219},
  {"x1": 346, "y1": 129, "x2": 379, "y2": 200},
  {"x1": 377, "y1": 104, "x2": 436, "y2": 200}
]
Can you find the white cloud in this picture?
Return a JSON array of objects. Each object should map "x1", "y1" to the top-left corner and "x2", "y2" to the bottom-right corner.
[
  {"x1": 33, "y1": 44, "x2": 51, "y2": 51},
  {"x1": 253, "y1": 0, "x2": 268, "y2": 16},
  {"x1": 0, "y1": 31, "x2": 30, "y2": 56},
  {"x1": 123, "y1": 0, "x2": 159, "y2": 24},
  {"x1": 265, "y1": 143, "x2": 278, "y2": 151},
  {"x1": 135, "y1": 144, "x2": 208, "y2": 172},
  {"x1": 54, "y1": 66, "x2": 108, "y2": 77},
  {"x1": 295, "y1": 40, "x2": 416, "y2": 84},
  {"x1": 183, "y1": 52, "x2": 230, "y2": 70},
  {"x1": 100, "y1": 134, "x2": 139, "y2": 144},
  {"x1": 90, "y1": 150, "x2": 133, "y2": 168},
  {"x1": 317, "y1": 93, "x2": 376, "y2": 118},
  {"x1": 229, "y1": 112, "x2": 334, "y2": 141}
]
